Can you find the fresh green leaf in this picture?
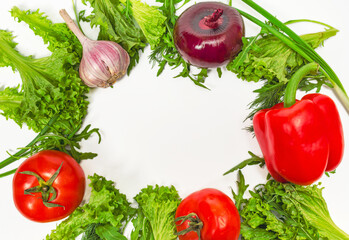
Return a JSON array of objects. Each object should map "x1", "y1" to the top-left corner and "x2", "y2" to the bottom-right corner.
[
  {"x1": 82, "y1": 224, "x2": 102, "y2": 240},
  {"x1": 82, "y1": 0, "x2": 147, "y2": 73},
  {"x1": 0, "y1": 86, "x2": 22, "y2": 119},
  {"x1": 227, "y1": 26, "x2": 337, "y2": 122},
  {"x1": 95, "y1": 224, "x2": 128, "y2": 240},
  {"x1": 224, "y1": 151, "x2": 265, "y2": 176},
  {"x1": 149, "y1": 0, "x2": 209, "y2": 88},
  {"x1": 131, "y1": 210, "x2": 154, "y2": 240},
  {"x1": 227, "y1": 28, "x2": 338, "y2": 84},
  {"x1": 10, "y1": 7, "x2": 82, "y2": 55},
  {"x1": 0, "y1": 8, "x2": 89, "y2": 134},
  {"x1": 46, "y1": 174, "x2": 136, "y2": 240},
  {"x1": 233, "y1": 172, "x2": 349, "y2": 240},
  {"x1": 123, "y1": 0, "x2": 166, "y2": 49},
  {"x1": 232, "y1": 170, "x2": 249, "y2": 211},
  {"x1": 132, "y1": 185, "x2": 181, "y2": 240}
]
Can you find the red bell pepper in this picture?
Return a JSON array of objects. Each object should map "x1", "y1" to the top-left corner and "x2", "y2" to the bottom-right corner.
[{"x1": 253, "y1": 63, "x2": 344, "y2": 185}]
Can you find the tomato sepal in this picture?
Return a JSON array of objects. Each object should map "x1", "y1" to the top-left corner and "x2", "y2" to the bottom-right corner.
[
  {"x1": 19, "y1": 162, "x2": 64, "y2": 208},
  {"x1": 175, "y1": 212, "x2": 203, "y2": 239}
]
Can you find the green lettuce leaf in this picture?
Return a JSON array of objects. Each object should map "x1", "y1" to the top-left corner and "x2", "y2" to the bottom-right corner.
[
  {"x1": 0, "y1": 86, "x2": 22, "y2": 120},
  {"x1": 95, "y1": 225, "x2": 128, "y2": 240},
  {"x1": 82, "y1": 0, "x2": 147, "y2": 72},
  {"x1": 132, "y1": 185, "x2": 181, "y2": 240},
  {"x1": 227, "y1": 27, "x2": 338, "y2": 83},
  {"x1": 126, "y1": 0, "x2": 166, "y2": 49},
  {"x1": 232, "y1": 171, "x2": 349, "y2": 240},
  {"x1": 0, "y1": 8, "x2": 88, "y2": 134},
  {"x1": 46, "y1": 174, "x2": 135, "y2": 240},
  {"x1": 10, "y1": 6, "x2": 82, "y2": 54}
]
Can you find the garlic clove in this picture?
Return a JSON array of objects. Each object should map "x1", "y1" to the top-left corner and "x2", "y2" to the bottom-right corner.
[{"x1": 59, "y1": 9, "x2": 130, "y2": 88}]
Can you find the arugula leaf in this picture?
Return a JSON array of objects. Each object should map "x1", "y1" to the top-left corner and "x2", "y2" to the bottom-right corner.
[
  {"x1": 224, "y1": 151, "x2": 265, "y2": 176},
  {"x1": 46, "y1": 174, "x2": 136, "y2": 240},
  {"x1": 82, "y1": 0, "x2": 147, "y2": 73},
  {"x1": 132, "y1": 185, "x2": 181, "y2": 240}
]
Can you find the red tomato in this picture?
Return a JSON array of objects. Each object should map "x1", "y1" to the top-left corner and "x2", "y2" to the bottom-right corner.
[
  {"x1": 175, "y1": 188, "x2": 240, "y2": 240},
  {"x1": 12, "y1": 150, "x2": 85, "y2": 222}
]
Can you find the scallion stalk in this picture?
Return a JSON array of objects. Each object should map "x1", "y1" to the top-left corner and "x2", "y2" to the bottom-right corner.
[{"x1": 237, "y1": 0, "x2": 349, "y2": 114}]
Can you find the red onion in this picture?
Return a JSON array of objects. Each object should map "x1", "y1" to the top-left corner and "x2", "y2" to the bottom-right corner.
[
  {"x1": 173, "y1": 2, "x2": 245, "y2": 68},
  {"x1": 59, "y1": 9, "x2": 130, "y2": 88}
]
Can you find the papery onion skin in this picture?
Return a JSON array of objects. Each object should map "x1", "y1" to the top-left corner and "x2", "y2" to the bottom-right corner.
[
  {"x1": 174, "y1": 2, "x2": 245, "y2": 68},
  {"x1": 79, "y1": 40, "x2": 130, "y2": 88}
]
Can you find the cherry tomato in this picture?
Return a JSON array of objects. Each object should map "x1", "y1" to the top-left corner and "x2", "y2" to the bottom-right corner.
[
  {"x1": 12, "y1": 150, "x2": 85, "y2": 222},
  {"x1": 175, "y1": 188, "x2": 240, "y2": 240}
]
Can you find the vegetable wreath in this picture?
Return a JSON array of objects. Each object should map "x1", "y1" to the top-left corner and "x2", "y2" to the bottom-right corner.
[{"x1": 0, "y1": 0, "x2": 348, "y2": 239}]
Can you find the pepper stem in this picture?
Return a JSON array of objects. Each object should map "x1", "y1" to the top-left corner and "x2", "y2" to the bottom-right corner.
[
  {"x1": 204, "y1": 9, "x2": 223, "y2": 28},
  {"x1": 284, "y1": 62, "x2": 319, "y2": 108},
  {"x1": 175, "y1": 213, "x2": 203, "y2": 239}
]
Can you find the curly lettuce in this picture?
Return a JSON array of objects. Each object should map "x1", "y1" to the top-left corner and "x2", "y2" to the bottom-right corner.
[
  {"x1": 233, "y1": 171, "x2": 349, "y2": 240},
  {"x1": 82, "y1": 0, "x2": 147, "y2": 72},
  {"x1": 124, "y1": 0, "x2": 166, "y2": 49},
  {"x1": 0, "y1": 7, "x2": 89, "y2": 134},
  {"x1": 227, "y1": 27, "x2": 338, "y2": 83},
  {"x1": 131, "y1": 185, "x2": 181, "y2": 240},
  {"x1": 46, "y1": 174, "x2": 135, "y2": 240}
]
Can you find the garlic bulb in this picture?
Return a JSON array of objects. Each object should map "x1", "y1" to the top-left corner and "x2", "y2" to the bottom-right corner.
[{"x1": 59, "y1": 9, "x2": 130, "y2": 88}]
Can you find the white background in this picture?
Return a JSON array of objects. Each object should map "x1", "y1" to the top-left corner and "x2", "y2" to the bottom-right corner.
[{"x1": 0, "y1": 0, "x2": 348, "y2": 239}]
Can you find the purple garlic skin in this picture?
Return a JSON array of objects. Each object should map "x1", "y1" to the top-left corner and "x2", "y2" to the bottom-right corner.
[{"x1": 79, "y1": 40, "x2": 130, "y2": 88}]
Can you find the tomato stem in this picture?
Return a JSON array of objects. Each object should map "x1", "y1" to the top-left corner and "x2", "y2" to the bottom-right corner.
[
  {"x1": 20, "y1": 162, "x2": 64, "y2": 208},
  {"x1": 175, "y1": 212, "x2": 203, "y2": 239}
]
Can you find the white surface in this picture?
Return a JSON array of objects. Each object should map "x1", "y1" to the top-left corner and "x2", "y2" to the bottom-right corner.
[{"x1": 0, "y1": 0, "x2": 348, "y2": 239}]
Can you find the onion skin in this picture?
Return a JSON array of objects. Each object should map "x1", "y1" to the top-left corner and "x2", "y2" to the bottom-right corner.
[{"x1": 174, "y1": 2, "x2": 245, "y2": 68}]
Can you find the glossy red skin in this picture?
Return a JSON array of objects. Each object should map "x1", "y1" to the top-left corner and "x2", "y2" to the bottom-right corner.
[
  {"x1": 173, "y1": 2, "x2": 244, "y2": 68},
  {"x1": 302, "y1": 94, "x2": 344, "y2": 171},
  {"x1": 175, "y1": 188, "x2": 240, "y2": 240},
  {"x1": 13, "y1": 150, "x2": 85, "y2": 222},
  {"x1": 253, "y1": 93, "x2": 344, "y2": 185}
]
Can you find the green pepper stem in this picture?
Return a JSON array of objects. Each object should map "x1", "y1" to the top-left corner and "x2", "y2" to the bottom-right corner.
[{"x1": 284, "y1": 62, "x2": 319, "y2": 108}]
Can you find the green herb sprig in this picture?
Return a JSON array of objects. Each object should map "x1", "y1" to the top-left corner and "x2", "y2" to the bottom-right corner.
[
  {"x1": 234, "y1": 0, "x2": 349, "y2": 114},
  {"x1": 0, "y1": 115, "x2": 101, "y2": 178},
  {"x1": 149, "y1": 0, "x2": 213, "y2": 89}
]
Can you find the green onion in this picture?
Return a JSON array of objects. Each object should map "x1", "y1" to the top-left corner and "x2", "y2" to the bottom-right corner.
[{"x1": 237, "y1": 0, "x2": 349, "y2": 113}]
